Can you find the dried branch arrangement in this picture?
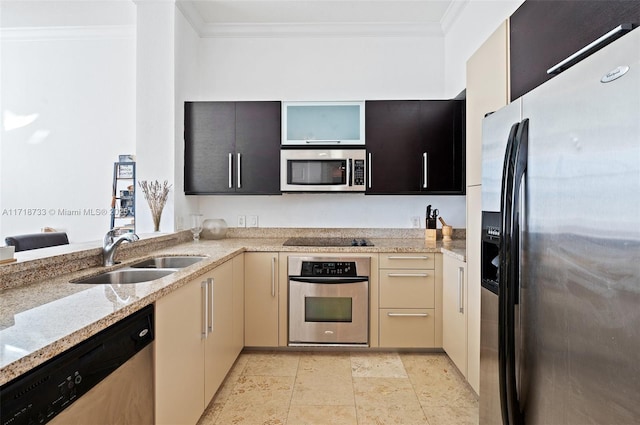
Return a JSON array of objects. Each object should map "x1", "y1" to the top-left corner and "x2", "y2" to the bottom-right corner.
[{"x1": 138, "y1": 180, "x2": 172, "y2": 231}]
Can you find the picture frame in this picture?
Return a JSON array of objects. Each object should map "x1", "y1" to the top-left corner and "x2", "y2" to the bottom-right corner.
[{"x1": 117, "y1": 163, "x2": 134, "y2": 179}]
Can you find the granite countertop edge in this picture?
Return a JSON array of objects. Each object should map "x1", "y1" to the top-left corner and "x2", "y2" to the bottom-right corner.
[{"x1": 0, "y1": 232, "x2": 465, "y2": 386}]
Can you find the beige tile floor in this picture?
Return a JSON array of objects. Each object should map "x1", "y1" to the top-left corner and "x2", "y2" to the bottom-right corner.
[{"x1": 197, "y1": 351, "x2": 478, "y2": 425}]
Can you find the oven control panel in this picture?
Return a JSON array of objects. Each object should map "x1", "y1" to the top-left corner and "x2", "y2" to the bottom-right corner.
[{"x1": 301, "y1": 261, "x2": 357, "y2": 277}]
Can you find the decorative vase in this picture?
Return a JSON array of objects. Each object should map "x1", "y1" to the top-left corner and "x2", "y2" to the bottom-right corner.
[
  {"x1": 138, "y1": 180, "x2": 172, "y2": 233},
  {"x1": 152, "y1": 212, "x2": 162, "y2": 232},
  {"x1": 201, "y1": 218, "x2": 228, "y2": 240}
]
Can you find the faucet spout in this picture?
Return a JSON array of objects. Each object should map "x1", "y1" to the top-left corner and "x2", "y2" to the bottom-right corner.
[{"x1": 103, "y1": 231, "x2": 139, "y2": 266}]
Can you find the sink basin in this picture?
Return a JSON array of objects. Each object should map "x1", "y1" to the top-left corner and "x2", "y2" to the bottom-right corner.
[
  {"x1": 73, "y1": 269, "x2": 176, "y2": 284},
  {"x1": 130, "y1": 256, "x2": 206, "y2": 269}
]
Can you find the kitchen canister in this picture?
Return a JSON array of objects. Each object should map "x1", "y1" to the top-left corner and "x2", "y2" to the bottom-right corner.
[{"x1": 201, "y1": 218, "x2": 228, "y2": 240}]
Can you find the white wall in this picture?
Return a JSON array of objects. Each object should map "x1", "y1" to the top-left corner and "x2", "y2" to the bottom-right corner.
[
  {"x1": 197, "y1": 194, "x2": 467, "y2": 229},
  {"x1": 173, "y1": 6, "x2": 201, "y2": 231},
  {"x1": 135, "y1": 2, "x2": 177, "y2": 234},
  {"x1": 0, "y1": 26, "x2": 136, "y2": 243},
  {"x1": 197, "y1": 34, "x2": 446, "y2": 100},
  {"x1": 184, "y1": 30, "x2": 467, "y2": 229},
  {"x1": 443, "y1": 0, "x2": 524, "y2": 97}
]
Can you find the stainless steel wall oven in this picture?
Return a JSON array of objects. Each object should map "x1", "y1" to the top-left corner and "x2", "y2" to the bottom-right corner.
[{"x1": 288, "y1": 256, "x2": 370, "y2": 346}]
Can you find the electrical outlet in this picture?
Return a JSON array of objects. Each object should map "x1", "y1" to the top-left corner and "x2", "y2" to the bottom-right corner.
[
  {"x1": 411, "y1": 216, "x2": 421, "y2": 228},
  {"x1": 247, "y1": 215, "x2": 258, "y2": 228},
  {"x1": 237, "y1": 215, "x2": 246, "y2": 227}
]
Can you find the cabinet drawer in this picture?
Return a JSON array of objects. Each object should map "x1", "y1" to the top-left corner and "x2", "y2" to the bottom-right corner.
[
  {"x1": 379, "y1": 309, "x2": 435, "y2": 348},
  {"x1": 379, "y1": 269, "x2": 434, "y2": 308},
  {"x1": 379, "y1": 254, "x2": 434, "y2": 269}
]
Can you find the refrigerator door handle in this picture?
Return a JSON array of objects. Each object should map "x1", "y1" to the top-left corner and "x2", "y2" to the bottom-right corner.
[
  {"x1": 499, "y1": 119, "x2": 529, "y2": 425},
  {"x1": 498, "y1": 121, "x2": 520, "y2": 425}
]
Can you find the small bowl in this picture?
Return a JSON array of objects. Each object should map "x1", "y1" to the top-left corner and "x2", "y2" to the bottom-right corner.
[{"x1": 201, "y1": 218, "x2": 228, "y2": 240}]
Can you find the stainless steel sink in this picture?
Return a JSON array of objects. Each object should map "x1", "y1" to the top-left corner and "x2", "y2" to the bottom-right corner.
[
  {"x1": 130, "y1": 256, "x2": 206, "y2": 269},
  {"x1": 72, "y1": 269, "x2": 176, "y2": 284}
]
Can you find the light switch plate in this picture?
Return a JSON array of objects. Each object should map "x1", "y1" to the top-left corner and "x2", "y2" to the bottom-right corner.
[
  {"x1": 247, "y1": 215, "x2": 258, "y2": 228},
  {"x1": 237, "y1": 215, "x2": 246, "y2": 227}
]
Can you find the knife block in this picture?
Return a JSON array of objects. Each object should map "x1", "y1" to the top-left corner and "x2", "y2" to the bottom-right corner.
[{"x1": 425, "y1": 229, "x2": 437, "y2": 242}]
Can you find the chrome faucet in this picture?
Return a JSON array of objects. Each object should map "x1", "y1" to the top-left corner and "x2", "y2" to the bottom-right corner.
[{"x1": 103, "y1": 230, "x2": 139, "y2": 266}]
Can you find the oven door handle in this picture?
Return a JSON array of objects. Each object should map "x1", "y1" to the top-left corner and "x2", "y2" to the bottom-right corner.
[{"x1": 289, "y1": 277, "x2": 369, "y2": 284}]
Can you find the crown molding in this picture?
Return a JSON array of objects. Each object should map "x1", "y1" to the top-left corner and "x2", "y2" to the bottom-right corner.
[
  {"x1": 0, "y1": 25, "x2": 135, "y2": 41},
  {"x1": 197, "y1": 22, "x2": 443, "y2": 39},
  {"x1": 175, "y1": 0, "x2": 205, "y2": 36},
  {"x1": 440, "y1": 0, "x2": 469, "y2": 35}
]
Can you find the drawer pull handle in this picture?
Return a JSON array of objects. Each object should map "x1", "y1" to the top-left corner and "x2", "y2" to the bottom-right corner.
[
  {"x1": 387, "y1": 273, "x2": 428, "y2": 277},
  {"x1": 387, "y1": 256, "x2": 428, "y2": 260},
  {"x1": 387, "y1": 312, "x2": 429, "y2": 317}
]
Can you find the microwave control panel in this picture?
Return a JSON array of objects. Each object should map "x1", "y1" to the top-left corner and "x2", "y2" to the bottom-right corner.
[{"x1": 353, "y1": 160, "x2": 365, "y2": 186}]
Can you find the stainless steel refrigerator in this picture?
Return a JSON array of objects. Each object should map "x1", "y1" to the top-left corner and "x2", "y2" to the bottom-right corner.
[{"x1": 480, "y1": 27, "x2": 640, "y2": 425}]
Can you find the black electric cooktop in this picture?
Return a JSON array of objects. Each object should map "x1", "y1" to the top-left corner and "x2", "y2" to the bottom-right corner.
[{"x1": 282, "y1": 237, "x2": 374, "y2": 247}]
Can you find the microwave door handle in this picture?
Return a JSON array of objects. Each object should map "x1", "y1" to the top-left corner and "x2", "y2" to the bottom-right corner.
[{"x1": 348, "y1": 159, "x2": 352, "y2": 186}]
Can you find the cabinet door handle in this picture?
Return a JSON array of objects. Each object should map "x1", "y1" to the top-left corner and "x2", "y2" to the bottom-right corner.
[
  {"x1": 368, "y1": 152, "x2": 372, "y2": 188},
  {"x1": 208, "y1": 277, "x2": 214, "y2": 332},
  {"x1": 201, "y1": 280, "x2": 208, "y2": 339},
  {"x1": 458, "y1": 267, "x2": 464, "y2": 314},
  {"x1": 387, "y1": 273, "x2": 428, "y2": 278},
  {"x1": 547, "y1": 24, "x2": 633, "y2": 75},
  {"x1": 387, "y1": 312, "x2": 429, "y2": 317},
  {"x1": 271, "y1": 256, "x2": 277, "y2": 297},
  {"x1": 237, "y1": 153, "x2": 242, "y2": 189},
  {"x1": 228, "y1": 153, "x2": 233, "y2": 189},
  {"x1": 422, "y1": 152, "x2": 428, "y2": 189},
  {"x1": 305, "y1": 140, "x2": 341, "y2": 144},
  {"x1": 387, "y1": 256, "x2": 428, "y2": 260}
]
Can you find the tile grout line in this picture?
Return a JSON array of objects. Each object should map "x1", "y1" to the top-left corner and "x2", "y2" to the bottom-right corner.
[
  {"x1": 400, "y1": 353, "x2": 434, "y2": 425},
  {"x1": 350, "y1": 351, "x2": 360, "y2": 425},
  {"x1": 284, "y1": 352, "x2": 300, "y2": 424}
]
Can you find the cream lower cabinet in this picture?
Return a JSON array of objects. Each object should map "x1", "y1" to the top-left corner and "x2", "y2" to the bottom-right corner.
[
  {"x1": 204, "y1": 259, "x2": 236, "y2": 402},
  {"x1": 232, "y1": 254, "x2": 245, "y2": 355},
  {"x1": 442, "y1": 254, "x2": 468, "y2": 377},
  {"x1": 155, "y1": 256, "x2": 243, "y2": 425},
  {"x1": 378, "y1": 253, "x2": 442, "y2": 348},
  {"x1": 244, "y1": 252, "x2": 279, "y2": 347}
]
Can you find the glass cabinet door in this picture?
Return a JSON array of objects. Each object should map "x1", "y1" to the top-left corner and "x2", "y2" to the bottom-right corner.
[{"x1": 283, "y1": 102, "x2": 365, "y2": 145}]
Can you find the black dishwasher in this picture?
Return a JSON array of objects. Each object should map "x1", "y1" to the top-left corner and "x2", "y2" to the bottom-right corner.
[{"x1": 0, "y1": 304, "x2": 154, "y2": 425}]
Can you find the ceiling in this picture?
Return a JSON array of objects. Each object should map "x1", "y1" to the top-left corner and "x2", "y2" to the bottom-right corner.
[{"x1": 1, "y1": 0, "x2": 457, "y2": 29}]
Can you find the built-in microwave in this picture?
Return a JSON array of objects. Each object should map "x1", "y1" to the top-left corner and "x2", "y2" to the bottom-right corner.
[{"x1": 280, "y1": 148, "x2": 366, "y2": 192}]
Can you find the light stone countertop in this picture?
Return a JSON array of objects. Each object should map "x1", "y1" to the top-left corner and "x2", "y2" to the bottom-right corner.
[{"x1": 0, "y1": 231, "x2": 465, "y2": 386}]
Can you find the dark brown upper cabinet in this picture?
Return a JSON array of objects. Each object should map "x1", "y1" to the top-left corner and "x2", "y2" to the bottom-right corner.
[
  {"x1": 365, "y1": 100, "x2": 465, "y2": 195},
  {"x1": 510, "y1": 0, "x2": 640, "y2": 101},
  {"x1": 184, "y1": 101, "x2": 281, "y2": 195}
]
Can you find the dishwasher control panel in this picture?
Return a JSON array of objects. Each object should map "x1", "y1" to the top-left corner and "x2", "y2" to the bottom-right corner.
[{"x1": 0, "y1": 305, "x2": 154, "y2": 425}]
